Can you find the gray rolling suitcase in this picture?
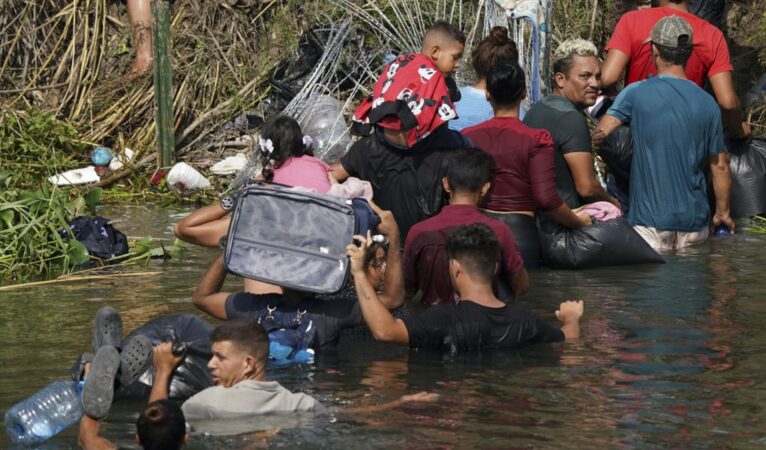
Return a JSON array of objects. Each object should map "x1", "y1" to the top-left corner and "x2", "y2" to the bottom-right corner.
[{"x1": 223, "y1": 183, "x2": 357, "y2": 294}]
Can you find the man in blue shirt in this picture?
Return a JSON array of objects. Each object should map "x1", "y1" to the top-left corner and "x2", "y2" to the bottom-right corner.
[{"x1": 596, "y1": 15, "x2": 734, "y2": 251}]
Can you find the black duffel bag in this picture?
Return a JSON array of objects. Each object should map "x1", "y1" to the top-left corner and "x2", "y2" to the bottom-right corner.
[{"x1": 537, "y1": 216, "x2": 664, "y2": 269}]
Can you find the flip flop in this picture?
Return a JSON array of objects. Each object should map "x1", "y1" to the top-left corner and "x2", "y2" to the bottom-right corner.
[
  {"x1": 82, "y1": 345, "x2": 119, "y2": 419},
  {"x1": 119, "y1": 335, "x2": 153, "y2": 388},
  {"x1": 92, "y1": 306, "x2": 123, "y2": 354}
]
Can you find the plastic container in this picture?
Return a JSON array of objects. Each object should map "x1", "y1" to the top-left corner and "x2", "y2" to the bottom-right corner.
[
  {"x1": 299, "y1": 94, "x2": 351, "y2": 162},
  {"x1": 713, "y1": 224, "x2": 730, "y2": 237},
  {"x1": 4, "y1": 380, "x2": 84, "y2": 445},
  {"x1": 167, "y1": 162, "x2": 211, "y2": 191}
]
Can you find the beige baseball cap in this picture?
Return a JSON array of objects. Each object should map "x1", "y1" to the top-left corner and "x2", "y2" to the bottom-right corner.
[{"x1": 643, "y1": 15, "x2": 693, "y2": 48}]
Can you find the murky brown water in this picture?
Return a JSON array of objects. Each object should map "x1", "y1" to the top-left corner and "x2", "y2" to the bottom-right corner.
[{"x1": 1, "y1": 205, "x2": 766, "y2": 449}]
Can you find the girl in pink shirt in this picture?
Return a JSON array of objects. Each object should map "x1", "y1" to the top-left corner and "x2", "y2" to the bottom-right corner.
[{"x1": 258, "y1": 115, "x2": 333, "y2": 193}]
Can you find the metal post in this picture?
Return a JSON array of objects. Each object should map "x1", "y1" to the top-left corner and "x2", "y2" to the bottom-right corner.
[{"x1": 152, "y1": 0, "x2": 175, "y2": 168}]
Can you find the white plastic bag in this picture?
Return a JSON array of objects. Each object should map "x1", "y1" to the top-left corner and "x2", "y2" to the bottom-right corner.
[{"x1": 167, "y1": 162, "x2": 211, "y2": 191}]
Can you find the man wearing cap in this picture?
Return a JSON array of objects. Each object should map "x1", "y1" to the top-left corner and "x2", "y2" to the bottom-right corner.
[
  {"x1": 601, "y1": 0, "x2": 749, "y2": 139},
  {"x1": 596, "y1": 16, "x2": 734, "y2": 251}
]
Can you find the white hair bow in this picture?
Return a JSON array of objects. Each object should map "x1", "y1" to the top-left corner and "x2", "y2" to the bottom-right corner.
[
  {"x1": 259, "y1": 138, "x2": 274, "y2": 154},
  {"x1": 302, "y1": 135, "x2": 313, "y2": 147}
]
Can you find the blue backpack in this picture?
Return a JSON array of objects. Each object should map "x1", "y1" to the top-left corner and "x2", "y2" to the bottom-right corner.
[{"x1": 255, "y1": 307, "x2": 317, "y2": 365}]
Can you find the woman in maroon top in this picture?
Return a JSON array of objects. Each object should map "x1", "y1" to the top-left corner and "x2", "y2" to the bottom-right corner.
[{"x1": 462, "y1": 61, "x2": 591, "y2": 268}]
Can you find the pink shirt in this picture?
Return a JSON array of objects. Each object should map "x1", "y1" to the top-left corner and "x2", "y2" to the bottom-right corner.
[{"x1": 272, "y1": 155, "x2": 332, "y2": 193}]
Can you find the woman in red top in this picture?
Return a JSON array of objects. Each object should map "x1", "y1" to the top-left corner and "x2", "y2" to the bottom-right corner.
[{"x1": 462, "y1": 61, "x2": 591, "y2": 268}]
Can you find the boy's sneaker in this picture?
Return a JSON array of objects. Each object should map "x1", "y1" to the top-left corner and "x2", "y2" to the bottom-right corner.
[
  {"x1": 82, "y1": 345, "x2": 120, "y2": 419},
  {"x1": 92, "y1": 306, "x2": 123, "y2": 354}
]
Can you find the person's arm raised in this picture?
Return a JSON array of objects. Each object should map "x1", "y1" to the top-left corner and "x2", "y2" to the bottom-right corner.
[
  {"x1": 370, "y1": 204, "x2": 405, "y2": 309},
  {"x1": 555, "y1": 300, "x2": 584, "y2": 340},
  {"x1": 148, "y1": 343, "x2": 184, "y2": 404},
  {"x1": 347, "y1": 232, "x2": 409, "y2": 345},
  {"x1": 191, "y1": 253, "x2": 231, "y2": 320}
]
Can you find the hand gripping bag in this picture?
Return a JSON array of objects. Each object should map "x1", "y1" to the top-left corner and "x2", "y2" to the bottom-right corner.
[
  {"x1": 118, "y1": 315, "x2": 214, "y2": 400},
  {"x1": 224, "y1": 183, "x2": 364, "y2": 294}
]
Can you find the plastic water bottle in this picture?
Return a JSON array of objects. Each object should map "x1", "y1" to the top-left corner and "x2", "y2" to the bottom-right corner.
[
  {"x1": 4, "y1": 380, "x2": 84, "y2": 445},
  {"x1": 299, "y1": 94, "x2": 352, "y2": 162}
]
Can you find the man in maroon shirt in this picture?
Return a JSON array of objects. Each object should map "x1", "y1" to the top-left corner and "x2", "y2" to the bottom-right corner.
[
  {"x1": 401, "y1": 148, "x2": 529, "y2": 306},
  {"x1": 601, "y1": 0, "x2": 749, "y2": 139}
]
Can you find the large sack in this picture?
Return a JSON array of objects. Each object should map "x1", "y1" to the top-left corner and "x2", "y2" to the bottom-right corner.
[
  {"x1": 538, "y1": 217, "x2": 664, "y2": 269},
  {"x1": 727, "y1": 139, "x2": 766, "y2": 218},
  {"x1": 598, "y1": 125, "x2": 632, "y2": 196},
  {"x1": 118, "y1": 315, "x2": 214, "y2": 400},
  {"x1": 224, "y1": 183, "x2": 366, "y2": 294}
]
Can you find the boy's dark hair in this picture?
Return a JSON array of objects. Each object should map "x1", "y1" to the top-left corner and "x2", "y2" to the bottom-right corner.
[
  {"x1": 487, "y1": 61, "x2": 526, "y2": 107},
  {"x1": 445, "y1": 147, "x2": 491, "y2": 194},
  {"x1": 426, "y1": 20, "x2": 466, "y2": 45},
  {"x1": 653, "y1": 41, "x2": 693, "y2": 66},
  {"x1": 471, "y1": 26, "x2": 518, "y2": 80},
  {"x1": 446, "y1": 224, "x2": 499, "y2": 284},
  {"x1": 259, "y1": 115, "x2": 312, "y2": 181},
  {"x1": 136, "y1": 400, "x2": 186, "y2": 450},
  {"x1": 210, "y1": 320, "x2": 269, "y2": 366}
]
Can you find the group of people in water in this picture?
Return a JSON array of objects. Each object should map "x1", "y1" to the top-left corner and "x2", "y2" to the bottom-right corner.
[{"x1": 74, "y1": 0, "x2": 750, "y2": 447}]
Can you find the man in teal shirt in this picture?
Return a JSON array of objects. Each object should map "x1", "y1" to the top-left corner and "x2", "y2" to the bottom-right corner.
[{"x1": 596, "y1": 16, "x2": 734, "y2": 251}]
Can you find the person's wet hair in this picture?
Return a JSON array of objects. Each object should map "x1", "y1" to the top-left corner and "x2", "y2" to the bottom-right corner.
[
  {"x1": 424, "y1": 20, "x2": 466, "y2": 45},
  {"x1": 487, "y1": 61, "x2": 526, "y2": 107},
  {"x1": 258, "y1": 115, "x2": 312, "y2": 181},
  {"x1": 136, "y1": 400, "x2": 186, "y2": 450},
  {"x1": 653, "y1": 41, "x2": 693, "y2": 66},
  {"x1": 445, "y1": 147, "x2": 491, "y2": 194},
  {"x1": 210, "y1": 320, "x2": 269, "y2": 366},
  {"x1": 446, "y1": 224, "x2": 499, "y2": 284},
  {"x1": 471, "y1": 26, "x2": 518, "y2": 80}
]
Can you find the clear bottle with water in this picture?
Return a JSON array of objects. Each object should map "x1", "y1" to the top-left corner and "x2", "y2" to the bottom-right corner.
[
  {"x1": 4, "y1": 380, "x2": 84, "y2": 445},
  {"x1": 299, "y1": 94, "x2": 352, "y2": 162}
]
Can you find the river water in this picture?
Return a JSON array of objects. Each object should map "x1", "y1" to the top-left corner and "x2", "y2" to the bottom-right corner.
[{"x1": 1, "y1": 205, "x2": 765, "y2": 449}]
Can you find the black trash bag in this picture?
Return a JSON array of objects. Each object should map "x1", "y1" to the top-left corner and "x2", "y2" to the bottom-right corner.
[
  {"x1": 537, "y1": 217, "x2": 664, "y2": 269},
  {"x1": 727, "y1": 139, "x2": 766, "y2": 218},
  {"x1": 688, "y1": 0, "x2": 726, "y2": 29},
  {"x1": 118, "y1": 315, "x2": 214, "y2": 400},
  {"x1": 598, "y1": 125, "x2": 632, "y2": 197},
  {"x1": 62, "y1": 216, "x2": 129, "y2": 261}
]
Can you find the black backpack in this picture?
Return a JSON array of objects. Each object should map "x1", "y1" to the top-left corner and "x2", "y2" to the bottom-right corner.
[{"x1": 63, "y1": 216, "x2": 129, "y2": 261}]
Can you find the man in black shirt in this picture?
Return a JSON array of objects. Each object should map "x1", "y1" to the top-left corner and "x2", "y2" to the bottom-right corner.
[
  {"x1": 523, "y1": 39, "x2": 618, "y2": 209},
  {"x1": 347, "y1": 223, "x2": 583, "y2": 352},
  {"x1": 332, "y1": 126, "x2": 468, "y2": 242}
]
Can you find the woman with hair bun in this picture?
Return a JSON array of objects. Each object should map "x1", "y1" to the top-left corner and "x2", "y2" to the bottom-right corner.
[
  {"x1": 462, "y1": 62, "x2": 591, "y2": 269},
  {"x1": 449, "y1": 26, "x2": 519, "y2": 131}
]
